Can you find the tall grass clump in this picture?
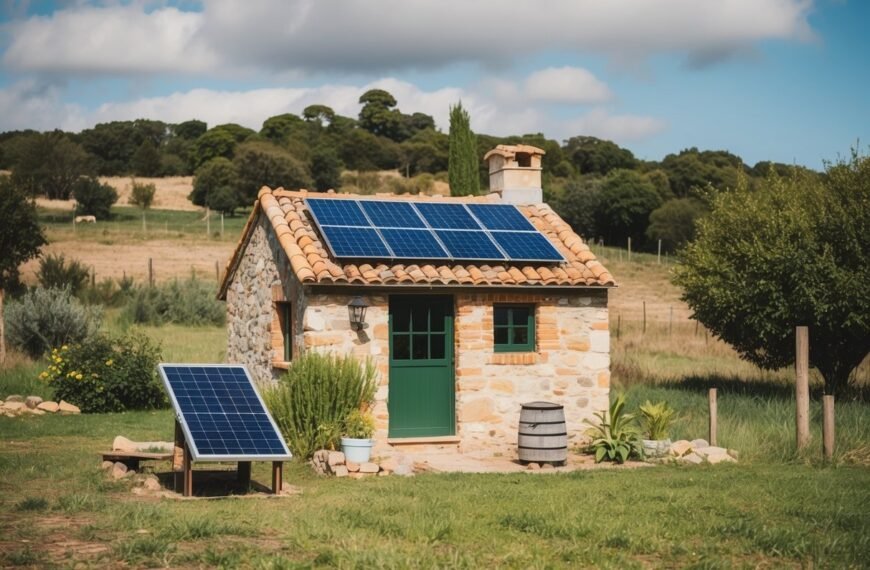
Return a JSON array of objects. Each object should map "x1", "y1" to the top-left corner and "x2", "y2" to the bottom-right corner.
[
  {"x1": 264, "y1": 352, "x2": 377, "y2": 459},
  {"x1": 122, "y1": 277, "x2": 224, "y2": 326},
  {"x1": 5, "y1": 287, "x2": 102, "y2": 358}
]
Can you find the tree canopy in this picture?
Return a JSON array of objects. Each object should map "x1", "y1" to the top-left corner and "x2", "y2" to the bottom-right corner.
[
  {"x1": 0, "y1": 175, "x2": 46, "y2": 292},
  {"x1": 673, "y1": 153, "x2": 870, "y2": 396}
]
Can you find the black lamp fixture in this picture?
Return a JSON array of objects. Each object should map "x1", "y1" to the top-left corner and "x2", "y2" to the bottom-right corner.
[{"x1": 348, "y1": 296, "x2": 368, "y2": 331}]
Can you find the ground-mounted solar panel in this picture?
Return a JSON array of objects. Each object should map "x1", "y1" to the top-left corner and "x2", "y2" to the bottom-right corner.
[
  {"x1": 158, "y1": 364, "x2": 291, "y2": 462},
  {"x1": 435, "y1": 230, "x2": 506, "y2": 261},
  {"x1": 468, "y1": 204, "x2": 536, "y2": 231},
  {"x1": 415, "y1": 202, "x2": 482, "y2": 230},
  {"x1": 360, "y1": 200, "x2": 427, "y2": 228},
  {"x1": 490, "y1": 231, "x2": 564, "y2": 262},
  {"x1": 319, "y1": 226, "x2": 392, "y2": 258},
  {"x1": 380, "y1": 228, "x2": 450, "y2": 259}
]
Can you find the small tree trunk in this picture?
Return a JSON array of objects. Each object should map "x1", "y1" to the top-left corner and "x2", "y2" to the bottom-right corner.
[{"x1": 0, "y1": 288, "x2": 6, "y2": 366}]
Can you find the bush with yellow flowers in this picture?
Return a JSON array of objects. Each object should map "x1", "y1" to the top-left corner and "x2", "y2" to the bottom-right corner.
[{"x1": 41, "y1": 333, "x2": 166, "y2": 413}]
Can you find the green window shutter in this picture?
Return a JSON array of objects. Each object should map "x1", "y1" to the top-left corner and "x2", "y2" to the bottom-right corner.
[{"x1": 493, "y1": 304, "x2": 535, "y2": 352}]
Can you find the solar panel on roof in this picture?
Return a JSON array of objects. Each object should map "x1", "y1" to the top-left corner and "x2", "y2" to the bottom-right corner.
[
  {"x1": 158, "y1": 364, "x2": 291, "y2": 462},
  {"x1": 307, "y1": 198, "x2": 369, "y2": 226},
  {"x1": 380, "y1": 228, "x2": 450, "y2": 259},
  {"x1": 415, "y1": 202, "x2": 482, "y2": 230},
  {"x1": 435, "y1": 230, "x2": 506, "y2": 261},
  {"x1": 360, "y1": 201, "x2": 426, "y2": 228},
  {"x1": 490, "y1": 231, "x2": 564, "y2": 262},
  {"x1": 468, "y1": 204, "x2": 536, "y2": 231},
  {"x1": 303, "y1": 198, "x2": 564, "y2": 264},
  {"x1": 320, "y1": 226, "x2": 392, "y2": 258}
]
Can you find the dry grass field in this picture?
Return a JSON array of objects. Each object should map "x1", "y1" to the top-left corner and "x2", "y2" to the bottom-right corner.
[{"x1": 35, "y1": 176, "x2": 198, "y2": 212}]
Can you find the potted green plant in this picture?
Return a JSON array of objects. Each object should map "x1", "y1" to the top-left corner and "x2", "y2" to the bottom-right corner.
[
  {"x1": 341, "y1": 409, "x2": 375, "y2": 463},
  {"x1": 638, "y1": 400, "x2": 677, "y2": 459}
]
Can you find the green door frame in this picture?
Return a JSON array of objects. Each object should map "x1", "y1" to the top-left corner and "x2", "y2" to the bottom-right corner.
[{"x1": 388, "y1": 295, "x2": 455, "y2": 438}]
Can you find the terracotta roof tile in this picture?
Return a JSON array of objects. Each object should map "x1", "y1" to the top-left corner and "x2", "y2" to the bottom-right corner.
[{"x1": 218, "y1": 188, "x2": 616, "y2": 297}]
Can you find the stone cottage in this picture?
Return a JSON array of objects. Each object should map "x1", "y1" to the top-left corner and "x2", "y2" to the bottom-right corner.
[{"x1": 218, "y1": 144, "x2": 615, "y2": 456}]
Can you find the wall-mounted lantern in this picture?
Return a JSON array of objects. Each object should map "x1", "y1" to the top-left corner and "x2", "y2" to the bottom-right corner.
[{"x1": 348, "y1": 297, "x2": 368, "y2": 331}]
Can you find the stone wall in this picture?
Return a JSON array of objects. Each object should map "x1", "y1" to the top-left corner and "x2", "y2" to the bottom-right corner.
[
  {"x1": 453, "y1": 290, "x2": 609, "y2": 454},
  {"x1": 226, "y1": 214, "x2": 305, "y2": 385}
]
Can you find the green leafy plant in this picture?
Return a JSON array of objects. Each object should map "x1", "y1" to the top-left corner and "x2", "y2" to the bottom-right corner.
[
  {"x1": 42, "y1": 332, "x2": 166, "y2": 413},
  {"x1": 122, "y1": 277, "x2": 225, "y2": 326},
  {"x1": 639, "y1": 400, "x2": 677, "y2": 440},
  {"x1": 263, "y1": 351, "x2": 377, "y2": 459},
  {"x1": 37, "y1": 253, "x2": 91, "y2": 295},
  {"x1": 343, "y1": 409, "x2": 375, "y2": 439},
  {"x1": 5, "y1": 286, "x2": 102, "y2": 358},
  {"x1": 583, "y1": 393, "x2": 643, "y2": 464}
]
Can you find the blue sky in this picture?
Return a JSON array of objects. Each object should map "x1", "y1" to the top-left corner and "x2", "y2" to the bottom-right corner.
[{"x1": 0, "y1": 0, "x2": 867, "y2": 169}]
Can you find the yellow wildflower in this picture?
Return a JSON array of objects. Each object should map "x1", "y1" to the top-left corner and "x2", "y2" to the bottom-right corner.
[
  {"x1": 39, "y1": 372, "x2": 48, "y2": 379},
  {"x1": 76, "y1": 373, "x2": 83, "y2": 380},
  {"x1": 61, "y1": 345, "x2": 69, "y2": 351},
  {"x1": 105, "y1": 359, "x2": 113, "y2": 366}
]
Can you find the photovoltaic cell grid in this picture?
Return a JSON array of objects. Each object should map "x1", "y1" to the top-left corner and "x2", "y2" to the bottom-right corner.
[
  {"x1": 158, "y1": 364, "x2": 292, "y2": 461},
  {"x1": 306, "y1": 198, "x2": 564, "y2": 263}
]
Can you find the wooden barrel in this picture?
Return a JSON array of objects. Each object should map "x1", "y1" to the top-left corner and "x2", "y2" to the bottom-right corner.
[{"x1": 518, "y1": 401, "x2": 567, "y2": 464}]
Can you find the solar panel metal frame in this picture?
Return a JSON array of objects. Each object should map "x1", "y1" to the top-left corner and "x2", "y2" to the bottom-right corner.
[
  {"x1": 304, "y1": 197, "x2": 565, "y2": 264},
  {"x1": 158, "y1": 363, "x2": 292, "y2": 462}
]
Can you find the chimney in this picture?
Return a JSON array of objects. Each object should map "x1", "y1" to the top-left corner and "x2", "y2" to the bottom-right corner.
[{"x1": 483, "y1": 144, "x2": 545, "y2": 204}]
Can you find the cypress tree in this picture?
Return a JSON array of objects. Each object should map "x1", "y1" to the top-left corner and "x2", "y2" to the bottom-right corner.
[{"x1": 448, "y1": 102, "x2": 480, "y2": 196}]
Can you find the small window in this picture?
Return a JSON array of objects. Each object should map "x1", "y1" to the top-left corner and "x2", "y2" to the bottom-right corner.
[
  {"x1": 277, "y1": 302, "x2": 293, "y2": 361},
  {"x1": 516, "y1": 152, "x2": 532, "y2": 167},
  {"x1": 493, "y1": 304, "x2": 535, "y2": 352}
]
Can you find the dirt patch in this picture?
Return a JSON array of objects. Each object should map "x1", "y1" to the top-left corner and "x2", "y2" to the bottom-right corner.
[{"x1": 20, "y1": 239, "x2": 235, "y2": 283}]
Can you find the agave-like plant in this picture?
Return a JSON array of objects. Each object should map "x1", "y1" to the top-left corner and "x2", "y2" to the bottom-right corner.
[{"x1": 583, "y1": 394, "x2": 644, "y2": 464}]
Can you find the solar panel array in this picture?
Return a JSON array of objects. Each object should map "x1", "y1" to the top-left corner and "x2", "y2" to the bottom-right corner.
[
  {"x1": 306, "y1": 198, "x2": 564, "y2": 263},
  {"x1": 158, "y1": 364, "x2": 292, "y2": 462}
]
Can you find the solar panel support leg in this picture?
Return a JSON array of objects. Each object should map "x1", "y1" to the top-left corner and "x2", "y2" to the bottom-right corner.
[
  {"x1": 272, "y1": 461, "x2": 283, "y2": 494},
  {"x1": 237, "y1": 461, "x2": 252, "y2": 490},
  {"x1": 183, "y1": 443, "x2": 193, "y2": 497}
]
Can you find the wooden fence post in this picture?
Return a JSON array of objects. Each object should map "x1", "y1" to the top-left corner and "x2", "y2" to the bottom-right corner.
[
  {"x1": 215, "y1": 261, "x2": 220, "y2": 282},
  {"x1": 668, "y1": 306, "x2": 673, "y2": 336},
  {"x1": 709, "y1": 388, "x2": 718, "y2": 446},
  {"x1": 148, "y1": 258, "x2": 154, "y2": 287},
  {"x1": 206, "y1": 207, "x2": 211, "y2": 236},
  {"x1": 823, "y1": 395, "x2": 835, "y2": 461},
  {"x1": 627, "y1": 237, "x2": 632, "y2": 262},
  {"x1": 221, "y1": 213, "x2": 225, "y2": 239},
  {"x1": 795, "y1": 326, "x2": 810, "y2": 451},
  {"x1": 642, "y1": 301, "x2": 647, "y2": 334},
  {"x1": 657, "y1": 239, "x2": 662, "y2": 264},
  {"x1": 616, "y1": 314, "x2": 621, "y2": 340},
  {"x1": 694, "y1": 319, "x2": 699, "y2": 337}
]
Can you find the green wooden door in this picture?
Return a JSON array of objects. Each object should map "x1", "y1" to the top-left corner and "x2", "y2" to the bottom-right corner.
[{"x1": 388, "y1": 295, "x2": 455, "y2": 438}]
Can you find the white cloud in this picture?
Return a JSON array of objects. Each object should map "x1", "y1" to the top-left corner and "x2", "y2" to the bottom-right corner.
[
  {"x1": 2, "y1": 0, "x2": 815, "y2": 75},
  {"x1": 563, "y1": 109, "x2": 667, "y2": 142},
  {"x1": 524, "y1": 67, "x2": 612, "y2": 104}
]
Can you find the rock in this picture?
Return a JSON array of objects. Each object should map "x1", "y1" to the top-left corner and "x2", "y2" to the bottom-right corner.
[
  {"x1": 37, "y1": 401, "x2": 60, "y2": 413},
  {"x1": 112, "y1": 436, "x2": 172, "y2": 453},
  {"x1": 25, "y1": 396, "x2": 43, "y2": 409},
  {"x1": 58, "y1": 400, "x2": 81, "y2": 414},
  {"x1": 360, "y1": 462, "x2": 379, "y2": 474},
  {"x1": 327, "y1": 451, "x2": 345, "y2": 466},
  {"x1": 393, "y1": 464, "x2": 414, "y2": 476},
  {"x1": 680, "y1": 452, "x2": 704, "y2": 465},
  {"x1": 4, "y1": 402, "x2": 25, "y2": 412},
  {"x1": 705, "y1": 452, "x2": 736, "y2": 465},
  {"x1": 379, "y1": 457, "x2": 399, "y2": 473},
  {"x1": 690, "y1": 439, "x2": 709, "y2": 449},
  {"x1": 670, "y1": 440, "x2": 692, "y2": 457},
  {"x1": 541, "y1": 463, "x2": 555, "y2": 470},
  {"x1": 694, "y1": 446, "x2": 728, "y2": 458},
  {"x1": 143, "y1": 477, "x2": 162, "y2": 491},
  {"x1": 727, "y1": 449, "x2": 740, "y2": 460},
  {"x1": 101, "y1": 461, "x2": 114, "y2": 471},
  {"x1": 348, "y1": 472, "x2": 365, "y2": 479},
  {"x1": 30, "y1": 409, "x2": 45, "y2": 416},
  {"x1": 333, "y1": 465, "x2": 349, "y2": 477},
  {"x1": 346, "y1": 461, "x2": 360, "y2": 473},
  {"x1": 111, "y1": 462, "x2": 129, "y2": 479},
  {"x1": 5, "y1": 395, "x2": 23, "y2": 402},
  {"x1": 527, "y1": 462, "x2": 541, "y2": 470}
]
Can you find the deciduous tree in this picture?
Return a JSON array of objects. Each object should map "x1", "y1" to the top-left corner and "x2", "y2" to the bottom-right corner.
[{"x1": 673, "y1": 152, "x2": 870, "y2": 396}]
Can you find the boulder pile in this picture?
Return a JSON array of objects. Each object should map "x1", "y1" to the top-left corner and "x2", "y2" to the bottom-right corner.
[
  {"x1": 667, "y1": 439, "x2": 738, "y2": 464},
  {"x1": 1, "y1": 395, "x2": 80, "y2": 417},
  {"x1": 311, "y1": 450, "x2": 415, "y2": 478}
]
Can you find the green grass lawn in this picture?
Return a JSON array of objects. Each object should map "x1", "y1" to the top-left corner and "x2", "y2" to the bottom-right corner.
[{"x1": 1, "y1": 409, "x2": 868, "y2": 568}]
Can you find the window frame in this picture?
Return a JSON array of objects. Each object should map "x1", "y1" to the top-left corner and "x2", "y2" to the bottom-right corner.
[{"x1": 493, "y1": 304, "x2": 535, "y2": 353}]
